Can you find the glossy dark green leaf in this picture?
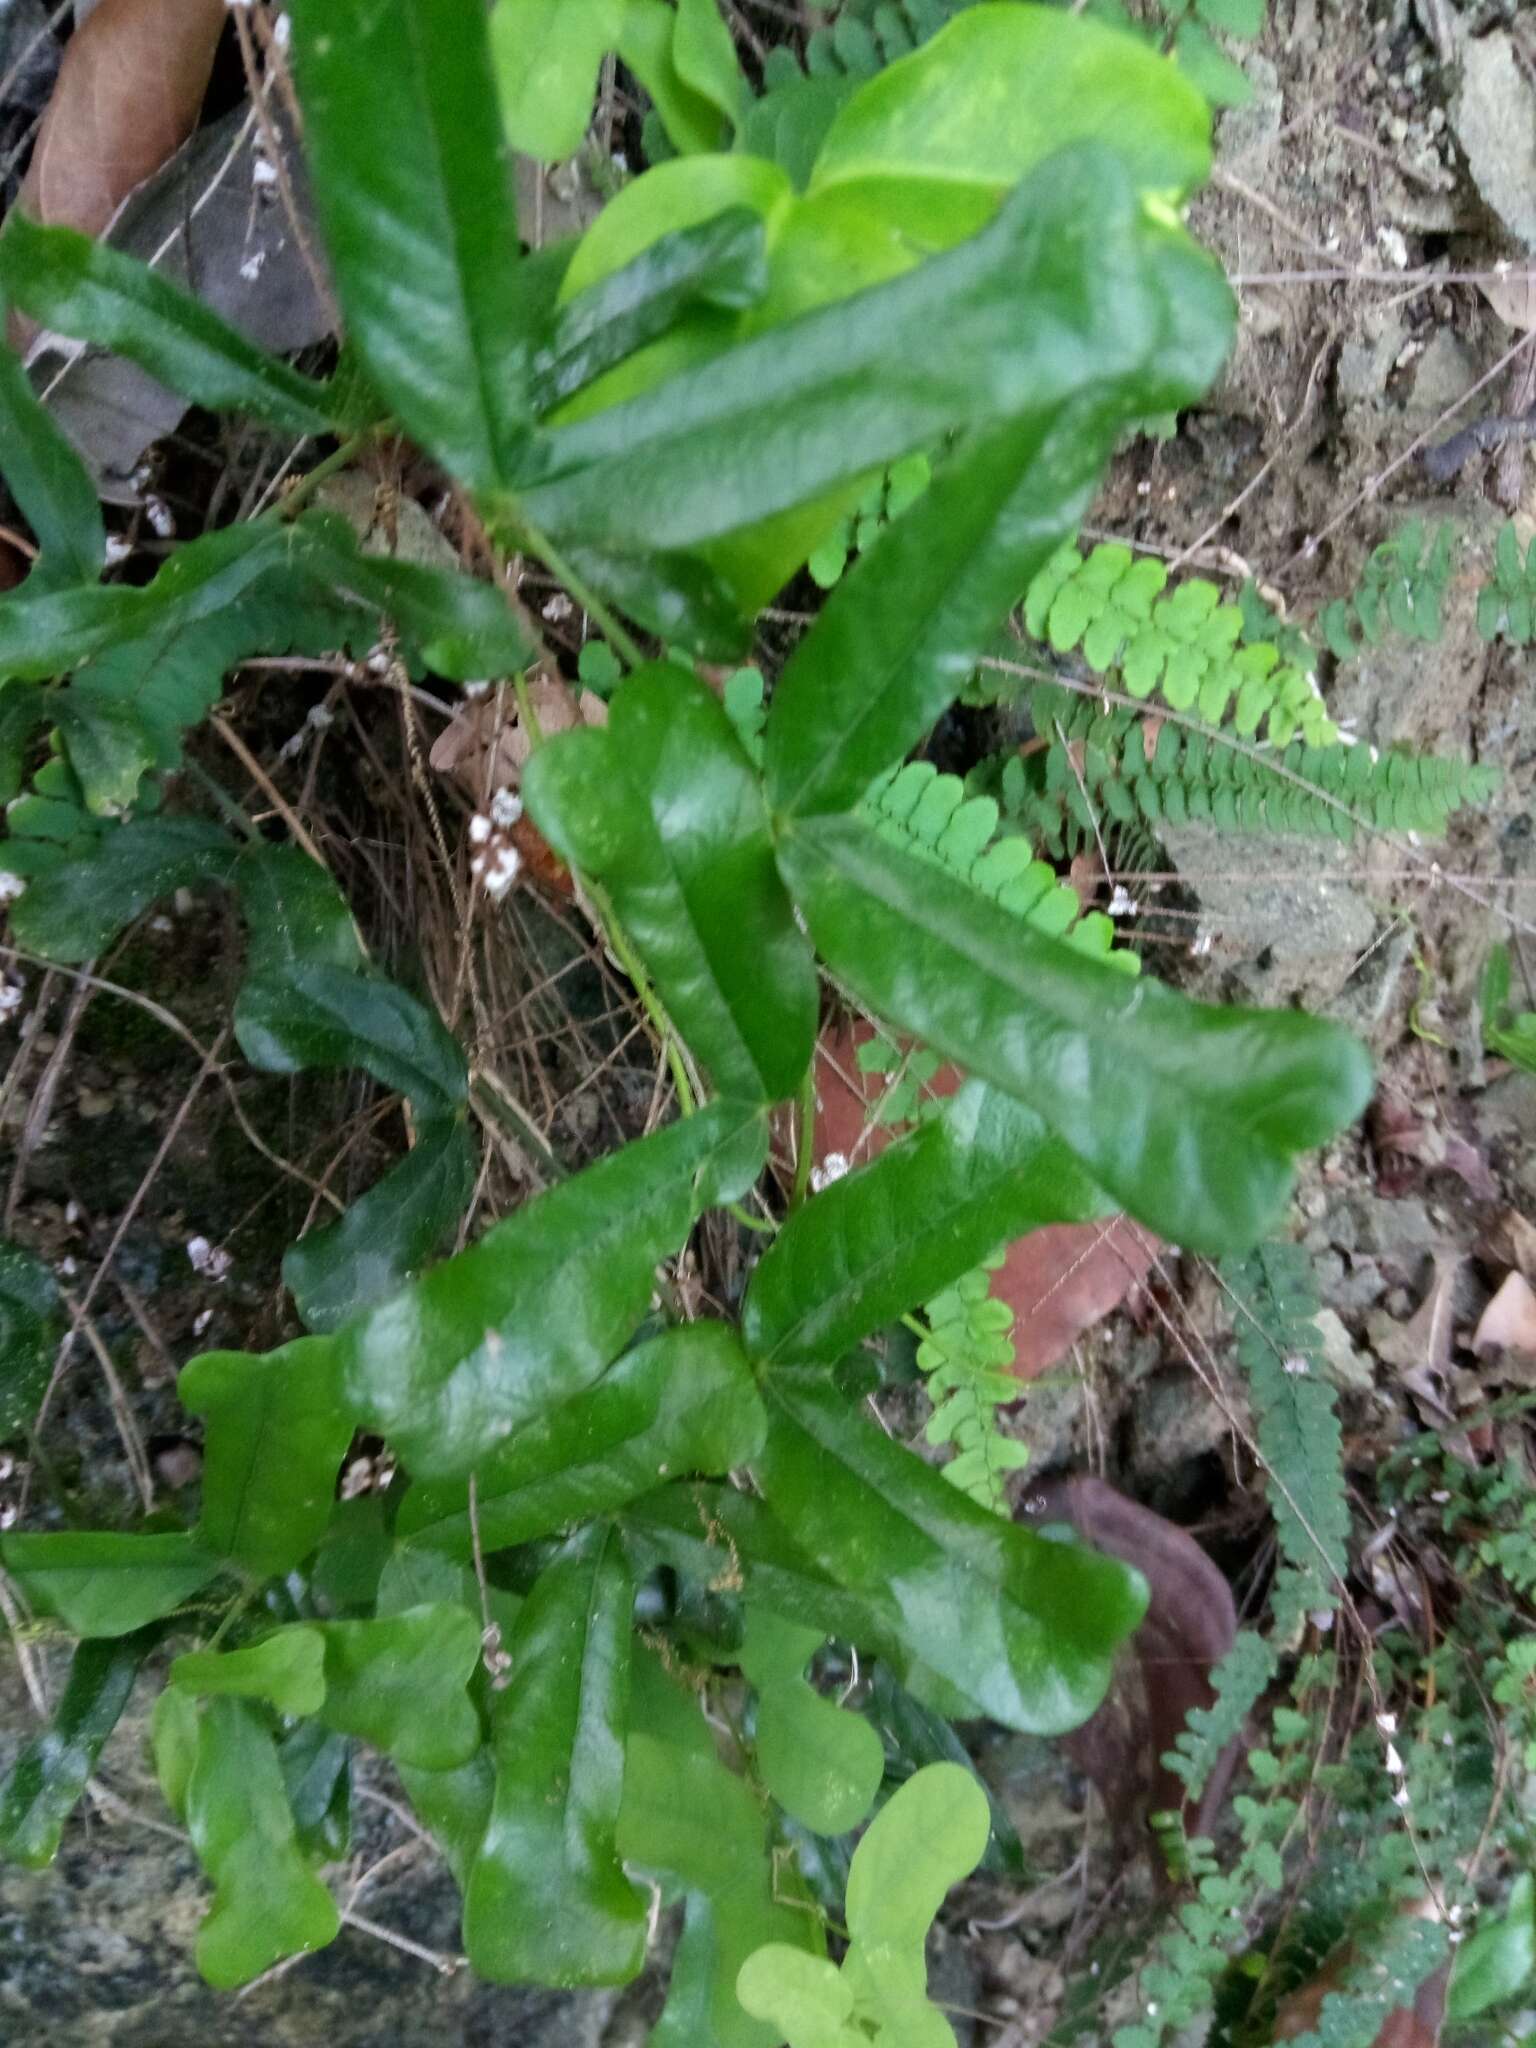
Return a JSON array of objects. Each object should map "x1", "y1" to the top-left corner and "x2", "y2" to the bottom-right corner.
[
  {"x1": 235, "y1": 843, "x2": 366, "y2": 981},
  {"x1": 10, "y1": 816, "x2": 235, "y2": 964},
  {"x1": 0, "y1": 302, "x2": 102, "y2": 587},
  {"x1": 776, "y1": 816, "x2": 1374, "y2": 1256},
  {"x1": 0, "y1": 214, "x2": 341, "y2": 438},
  {"x1": 311, "y1": 1498, "x2": 391, "y2": 1615},
  {"x1": 317, "y1": 1604, "x2": 481, "y2": 1770},
  {"x1": 516, "y1": 148, "x2": 1173, "y2": 587},
  {"x1": 283, "y1": 1116, "x2": 476, "y2": 1335},
  {"x1": 0, "y1": 1238, "x2": 61, "y2": 1439},
  {"x1": 531, "y1": 208, "x2": 767, "y2": 416},
  {"x1": 752, "y1": 1372, "x2": 1146, "y2": 1734},
  {"x1": 277, "y1": 1719, "x2": 353, "y2": 1862},
  {"x1": 401, "y1": 1748, "x2": 495, "y2": 1892},
  {"x1": 465, "y1": 1525, "x2": 647, "y2": 1986},
  {"x1": 50, "y1": 694, "x2": 155, "y2": 817},
  {"x1": 341, "y1": 1099, "x2": 765, "y2": 1479},
  {"x1": 744, "y1": 1081, "x2": 1106, "y2": 1364},
  {"x1": 288, "y1": 0, "x2": 529, "y2": 498},
  {"x1": 171, "y1": 1628, "x2": 327, "y2": 1718},
  {"x1": 186, "y1": 1697, "x2": 341, "y2": 1989},
  {"x1": 0, "y1": 1530, "x2": 221, "y2": 1638},
  {"x1": 525, "y1": 665, "x2": 816, "y2": 1101},
  {"x1": 0, "y1": 1632, "x2": 151, "y2": 1866},
  {"x1": 397, "y1": 1321, "x2": 766, "y2": 1555},
  {"x1": 0, "y1": 682, "x2": 47, "y2": 801},
  {"x1": 234, "y1": 961, "x2": 468, "y2": 1110},
  {"x1": 541, "y1": 537, "x2": 750, "y2": 661},
  {"x1": 178, "y1": 1337, "x2": 353, "y2": 1580}
]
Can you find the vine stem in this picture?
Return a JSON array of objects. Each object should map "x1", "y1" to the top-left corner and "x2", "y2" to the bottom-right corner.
[
  {"x1": 790, "y1": 1056, "x2": 817, "y2": 1208},
  {"x1": 269, "y1": 424, "x2": 390, "y2": 524},
  {"x1": 513, "y1": 514, "x2": 646, "y2": 671}
]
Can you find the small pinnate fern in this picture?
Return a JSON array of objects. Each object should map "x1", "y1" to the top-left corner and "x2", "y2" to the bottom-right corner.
[
  {"x1": 915, "y1": 1252, "x2": 1028, "y2": 1514},
  {"x1": 809, "y1": 454, "x2": 931, "y2": 590},
  {"x1": 1477, "y1": 519, "x2": 1536, "y2": 646},
  {"x1": 1000, "y1": 682, "x2": 1496, "y2": 855},
  {"x1": 1024, "y1": 540, "x2": 1336, "y2": 749},
  {"x1": 1321, "y1": 518, "x2": 1455, "y2": 660}
]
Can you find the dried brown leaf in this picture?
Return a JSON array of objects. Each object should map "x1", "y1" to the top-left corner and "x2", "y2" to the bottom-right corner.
[
  {"x1": 1473, "y1": 1268, "x2": 1536, "y2": 1355},
  {"x1": 1480, "y1": 273, "x2": 1536, "y2": 333},
  {"x1": 18, "y1": 0, "x2": 227, "y2": 239}
]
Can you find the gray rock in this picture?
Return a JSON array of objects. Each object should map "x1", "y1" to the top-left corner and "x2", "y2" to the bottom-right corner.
[
  {"x1": 1453, "y1": 33, "x2": 1536, "y2": 250},
  {"x1": 1331, "y1": 1195, "x2": 1440, "y2": 1261},
  {"x1": 1313, "y1": 1308, "x2": 1375, "y2": 1392}
]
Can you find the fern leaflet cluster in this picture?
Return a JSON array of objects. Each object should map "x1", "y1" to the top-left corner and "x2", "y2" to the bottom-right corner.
[
  {"x1": 1321, "y1": 519, "x2": 1455, "y2": 660},
  {"x1": 1476, "y1": 519, "x2": 1536, "y2": 645},
  {"x1": 998, "y1": 682, "x2": 1496, "y2": 854},
  {"x1": 915, "y1": 1252, "x2": 1027, "y2": 1514},
  {"x1": 863, "y1": 757, "x2": 1137, "y2": 970},
  {"x1": 809, "y1": 453, "x2": 930, "y2": 589},
  {"x1": 1023, "y1": 540, "x2": 1337, "y2": 748}
]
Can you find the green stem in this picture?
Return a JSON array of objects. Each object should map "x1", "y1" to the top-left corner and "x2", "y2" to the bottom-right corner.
[
  {"x1": 726, "y1": 1200, "x2": 776, "y2": 1236},
  {"x1": 515, "y1": 515, "x2": 646, "y2": 670},
  {"x1": 268, "y1": 424, "x2": 389, "y2": 524},
  {"x1": 790, "y1": 1057, "x2": 817, "y2": 1209},
  {"x1": 588, "y1": 878, "x2": 696, "y2": 1114}
]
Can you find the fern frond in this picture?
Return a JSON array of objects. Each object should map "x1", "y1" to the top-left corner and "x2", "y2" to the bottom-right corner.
[
  {"x1": 1476, "y1": 519, "x2": 1536, "y2": 646},
  {"x1": 862, "y1": 756, "x2": 1139, "y2": 972},
  {"x1": 1165, "y1": 1627, "x2": 1278, "y2": 1798},
  {"x1": 808, "y1": 453, "x2": 930, "y2": 589},
  {"x1": 1002, "y1": 682, "x2": 1497, "y2": 853},
  {"x1": 1023, "y1": 540, "x2": 1336, "y2": 749},
  {"x1": 916, "y1": 1252, "x2": 1028, "y2": 1515},
  {"x1": 1223, "y1": 1243, "x2": 1348, "y2": 1604},
  {"x1": 1321, "y1": 519, "x2": 1456, "y2": 660}
]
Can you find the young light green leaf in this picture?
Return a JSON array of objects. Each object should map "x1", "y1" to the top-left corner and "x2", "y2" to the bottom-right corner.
[
  {"x1": 234, "y1": 961, "x2": 468, "y2": 1110},
  {"x1": 0, "y1": 1238, "x2": 61, "y2": 1439},
  {"x1": 751, "y1": 1373, "x2": 1146, "y2": 1733},
  {"x1": 340, "y1": 1099, "x2": 765, "y2": 1479},
  {"x1": 618, "y1": 0, "x2": 730, "y2": 156},
  {"x1": 151, "y1": 1682, "x2": 201, "y2": 1823},
  {"x1": 316, "y1": 1604, "x2": 481, "y2": 1770},
  {"x1": 741, "y1": 1606, "x2": 884, "y2": 1836},
  {"x1": 186, "y1": 1697, "x2": 342, "y2": 1989},
  {"x1": 0, "y1": 305, "x2": 103, "y2": 587},
  {"x1": 776, "y1": 815, "x2": 1373, "y2": 1257},
  {"x1": 465, "y1": 1526, "x2": 647, "y2": 1986},
  {"x1": 517, "y1": 148, "x2": 1175, "y2": 602},
  {"x1": 671, "y1": 0, "x2": 749, "y2": 129},
  {"x1": 524, "y1": 663, "x2": 817, "y2": 1100},
  {"x1": 809, "y1": 5, "x2": 1212, "y2": 232},
  {"x1": 10, "y1": 817, "x2": 235, "y2": 965},
  {"x1": 0, "y1": 1632, "x2": 152, "y2": 1866},
  {"x1": 845, "y1": 1760, "x2": 990, "y2": 1951},
  {"x1": 490, "y1": 0, "x2": 626, "y2": 161},
  {"x1": 397, "y1": 1320, "x2": 766, "y2": 1555},
  {"x1": 283, "y1": 1116, "x2": 477, "y2": 1335},
  {"x1": 1449, "y1": 1873, "x2": 1536, "y2": 2021},
  {"x1": 1173, "y1": 19, "x2": 1253, "y2": 106},
  {"x1": 735, "y1": 1947, "x2": 861, "y2": 2048},
  {"x1": 0, "y1": 1530, "x2": 221, "y2": 1638},
  {"x1": 178, "y1": 1337, "x2": 353, "y2": 1580},
  {"x1": 531, "y1": 206, "x2": 769, "y2": 416},
  {"x1": 0, "y1": 214, "x2": 342, "y2": 437},
  {"x1": 288, "y1": 0, "x2": 530, "y2": 498},
  {"x1": 171, "y1": 1628, "x2": 327, "y2": 1719},
  {"x1": 743, "y1": 1081, "x2": 1107, "y2": 1365}
]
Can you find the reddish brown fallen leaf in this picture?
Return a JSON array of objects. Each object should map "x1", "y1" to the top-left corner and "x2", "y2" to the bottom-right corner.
[
  {"x1": 1018, "y1": 1476, "x2": 1240, "y2": 1850},
  {"x1": 1473, "y1": 1269, "x2": 1536, "y2": 1356},
  {"x1": 807, "y1": 1021, "x2": 1156, "y2": 1376},
  {"x1": 18, "y1": 0, "x2": 227, "y2": 240}
]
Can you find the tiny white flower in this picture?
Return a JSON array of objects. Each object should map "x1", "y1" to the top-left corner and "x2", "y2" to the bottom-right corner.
[
  {"x1": 239, "y1": 251, "x2": 266, "y2": 283},
  {"x1": 186, "y1": 1236, "x2": 233, "y2": 1281},
  {"x1": 1108, "y1": 884, "x2": 1138, "y2": 918},
  {"x1": 1282, "y1": 1353, "x2": 1309, "y2": 1376},
  {"x1": 0, "y1": 978, "x2": 25, "y2": 1017},
  {"x1": 483, "y1": 844, "x2": 523, "y2": 902},
  {"x1": 462, "y1": 679, "x2": 490, "y2": 698},
  {"x1": 469, "y1": 814, "x2": 493, "y2": 845},
  {"x1": 541, "y1": 593, "x2": 573, "y2": 623},
  {"x1": 366, "y1": 647, "x2": 391, "y2": 675},
  {"x1": 490, "y1": 787, "x2": 523, "y2": 828},
  {"x1": 192, "y1": 1308, "x2": 214, "y2": 1337},
  {"x1": 103, "y1": 534, "x2": 133, "y2": 566},
  {"x1": 0, "y1": 1505, "x2": 16, "y2": 1531},
  {"x1": 272, "y1": 10, "x2": 292, "y2": 47},
  {"x1": 305, "y1": 703, "x2": 334, "y2": 732},
  {"x1": 58, "y1": 1255, "x2": 77, "y2": 1277},
  {"x1": 1392, "y1": 1785, "x2": 1411, "y2": 1809},
  {"x1": 65, "y1": 1200, "x2": 82, "y2": 1225},
  {"x1": 809, "y1": 1151, "x2": 849, "y2": 1194},
  {"x1": 252, "y1": 156, "x2": 279, "y2": 190},
  {"x1": 145, "y1": 497, "x2": 176, "y2": 539},
  {"x1": 1384, "y1": 1742, "x2": 1405, "y2": 1776},
  {"x1": 1191, "y1": 928, "x2": 1213, "y2": 958},
  {"x1": 1376, "y1": 1712, "x2": 1398, "y2": 1736},
  {"x1": 0, "y1": 872, "x2": 26, "y2": 906}
]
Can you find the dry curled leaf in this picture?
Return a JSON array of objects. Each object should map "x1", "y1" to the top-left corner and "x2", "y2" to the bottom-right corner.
[
  {"x1": 1473, "y1": 1269, "x2": 1536, "y2": 1356},
  {"x1": 1017, "y1": 1476, "x2": 1240, "y2": 1849},
  {"x1": 18, "y1": 0, "x2": 227, "y2": 239}
]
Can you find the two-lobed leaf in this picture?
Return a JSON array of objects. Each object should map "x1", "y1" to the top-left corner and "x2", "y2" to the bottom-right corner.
[
  {"x1": 233, "y1": 960, "x2": 468, "y2": 1109},
  {"x1": 340, "y1": 1099, "x2": 765, "y2": 1478},
  {"x1": 171, "y1": 1629, "x2": 327, "y2": 1719},
  {"x1": 316, "y1": 1604, "x2": 481, "y2": 1770},
  {"x1": 178, "y1": 1337, "x2": 353, "y2": 1580},
  {"x1": 397, "y1": 1320, "x2": 766, "y2": 1555},
  {"x1": 524, "y1": 663, "x2": 816, "y2": 1100},
  {"x1": 776, "y1": 815, "x2": 1373, "y2": 1256}
]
